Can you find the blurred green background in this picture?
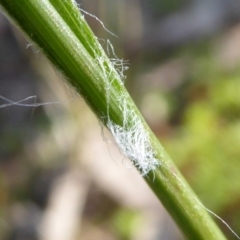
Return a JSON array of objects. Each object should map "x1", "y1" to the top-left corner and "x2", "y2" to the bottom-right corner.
[{"x1": 1, "y1": 0, "x2": 240, "y2": 239}]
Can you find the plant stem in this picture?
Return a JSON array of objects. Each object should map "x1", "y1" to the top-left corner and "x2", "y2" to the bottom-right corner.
[{"x1": 0, "y1": 0, "x2": 227, "y2": 239}]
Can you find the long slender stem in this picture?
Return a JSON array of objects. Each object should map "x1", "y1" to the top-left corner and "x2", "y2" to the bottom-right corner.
[{"x1": 0, "y1": 1, "x2": 227, "y2": 239}]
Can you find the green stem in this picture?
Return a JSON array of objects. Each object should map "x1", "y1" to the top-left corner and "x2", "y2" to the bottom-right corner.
[{"x1": 0, "y1": 1, "x2": 227, "y2": 239}]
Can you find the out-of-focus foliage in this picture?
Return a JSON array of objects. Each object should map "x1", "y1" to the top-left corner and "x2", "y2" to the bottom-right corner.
[{"x1": 161, "y1": 47, "x2": 240, "y2": 236}]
